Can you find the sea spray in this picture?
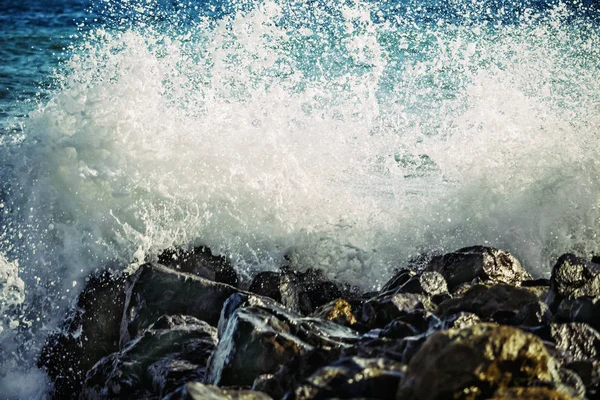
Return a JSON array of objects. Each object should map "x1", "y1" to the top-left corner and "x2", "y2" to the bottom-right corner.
[{"x1": 0, "y1": 0, "x2": 599, "y2": 396}]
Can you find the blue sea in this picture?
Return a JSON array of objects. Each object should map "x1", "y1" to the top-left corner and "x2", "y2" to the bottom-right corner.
[{"x1": 0, "y1": 0, "x2": 599, "y2": 397}]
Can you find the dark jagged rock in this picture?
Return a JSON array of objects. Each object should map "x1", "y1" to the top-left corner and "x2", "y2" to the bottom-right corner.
[
  {"x1": 381, "y1": 270, "x2": 448, "y2": 298},
  {"x1": 283, "y1": 357, "x2": 404, "y2": 400},
  {"x1": 526, "y1": 323, "x2": 600, "y2": 363},
  {"x1": 439, "y1": 312, "x2": 482, "y2": 330},
  {"x1": 81, "y1": 315, "x2": 217, "y2": 399},
  {"x1": 565, "y1": 360, "x2": 600, "y2": 399},
  {"x1": 360, "y1": 293, "x2": 432, "y2": 330},
  {"x1": 435, "y1": 284, "x2": 539, "y2": 321},
  {"x1": 515, "y1": 301, "x2": 552, "y2": 326},
  {"x1": 252, "y1": 348, "x2": 344, "y2": 399},
  {"x1": 554, "y1": 296, "x2": 600, "y2": 332},
  {"x1": 396, "y1": 323, "x2": 568, "y2": 400},
  {"x1": 206, "y1": 294, "x2": 359, "y2": 387},
  {"x1": 248, "y1": 267, "x2": 357, "y2": 315},
  {"x1": 378, "y1": 310, "x2": 440, "y2": 339},
  {"x1": 311, "y1": 299, "x2": 357, "y2": 328},
  {"x1": 159, "y1": 246, "x2": 238, "y2": 287},
  {"x1": 547, "y1": 254, "x2": 600, "y2": 312},
  {"x1": 489, "y1": 387, "x2": 575, "y2": 399},
  {"x1": 38, "y1": 269, "x2": 126, "y2": 399},
  {"x1": 163, "y1": 382, "x2": 273, "y2": 400},
  {"x1": 120, "y1": 263, "x2": 242, "y2": 346},
  {"x1": 425, "y1": 246, "x2": 531, "y2": 291}
]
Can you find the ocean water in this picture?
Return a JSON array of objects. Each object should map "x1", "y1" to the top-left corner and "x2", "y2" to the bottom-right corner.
[{"x1": 0, "y1": 0, "x2": 599, "y2": 397}]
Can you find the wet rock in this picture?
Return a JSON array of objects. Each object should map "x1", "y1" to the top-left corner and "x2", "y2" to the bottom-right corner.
[
  {"x1": 554, "y1": 296, "x2": 600, "y2": 332},
  {"x1": 159, "y1": 246, "x2": 238, "y2": 287},
  {"x1": 565, "y1": 360, "x2": 600, "y2": 399},
  {"x1": 439, "y1": 312, "x2": 482, "y2": 330},
  {"x1": 515, "y1": 301, "x2": 552, "y2": 326},
  {"x1": 527, "y1": 323, "x2": 600, "y2": 362},
  {"x1": 38, "y1": 269, "x2": 126, "y2": 399},
  {"x1": 163, "y1": 382, "x2": 273, "y2": 400},
  {"x1": 206, "y1": 295, "x2": 359, "y2": 387},
  {"x1": 81, "y1": 315, "x2": 217, "y2": 399},
  {"x1": 120, "y1": 263, "x2": 242, "y2": 346},
  {"x1": 360, "y1": 293, "x2": 432, "y2": 329},
  {"x1": 547, "y1": 254, "x2": 600, "y2": 312},
  {"x1": 381, "y1": 270, "x2": 448, "y2": 298},
  {"x1": 396, "y1": 323, "x2": 564, "y2": 400},
  {"x1": 311, "y1": 299, "x2": 357, "y2": 328},
  {"x1": 378, "y1": 310, "x2": 440, "y2": 339},
  {"x1": 435, "y1": 284, "x2": 539, "y2": 321},
  {"x1": 284, "y1": 357, "x2": 404, "y2": 400},
  {"x1": 489, "y1": 387, "x2": 575, "y2": 400},
  {"x1": 425, "y1": 246, "x2": 531, "y2": 291},
  {"x1": 249, "y1": 267, "x2": 356, "y2": 315}
]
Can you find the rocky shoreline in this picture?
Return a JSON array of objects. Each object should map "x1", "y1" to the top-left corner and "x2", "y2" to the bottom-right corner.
[{"x1": 38, "y1": 246, "x2": 600, "y2": 399}]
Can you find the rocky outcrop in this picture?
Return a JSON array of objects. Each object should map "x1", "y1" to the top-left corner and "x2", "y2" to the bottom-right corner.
[
  {"x1": 38, "y1": 269, "x2": 126, "y2": 399},
  {"x1": 396, "y1": 324, "x2": 568, "y2": 400},
  {"x1": 81, "y1": 315, "x2": 217, "y2": 399},
  {"x1": 425, "y1": 246, "x2": 532, "y2": 291},
  {"x1": 120, "y1": 263, "x2": 242, "y2": 345},
  {"x1": 37, "y1": 247, "x2": 600, "y2": 400}
]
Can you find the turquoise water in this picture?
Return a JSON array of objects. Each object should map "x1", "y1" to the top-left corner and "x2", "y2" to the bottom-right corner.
[{"x1": 0, "y1": 0, "x2": 599, "y2": 397}]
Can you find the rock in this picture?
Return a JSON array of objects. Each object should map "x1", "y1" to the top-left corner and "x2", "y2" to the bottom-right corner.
[
  {"x1": 360, "y1": 293, "x2": 432, "y2": 329},
  {"x1": 283, "y1": 357, "x2": 404, "y2": 400},
  {"x1": 489, "y1": 387, "x2": 575, "y2": 400},
  {"x1": 381, "y1": 270, "x2": 448, "y2": 298},
  {"x1": 380, "y1": 269, "x2": 416, "y2": 293},
  {"x1": 515, "y1": 301, "x2": 552, "y2": 326},
  {"x1": 163, "y1": 382, "x2": 273, "y2": 400},
  {"x1": 435, "y1": 284, "x2": 539, "y2": 321},
  {"x1": 378, "y1": 310, "x2": 440, "y2": 339},
  {"x1": 206, "y1": 295, "x2": 359, "y2": 387},
  {"x1": 38, "y1": 269, "x2": 126, "y2": 399},
  {"x1": 554, "y1": 296, "x2": 600, "y2": 332},
  {"x1": 547, "y1": 254, "x2": 600, "y2": 312},
  {"x1": 120, "y1": 263, "x2": 242, "y2": 346},
  {"x1": 565, "y1": 360, "x2": 600, "y2": 399},
  {"x1": 311, "y1": 299, "x2": 357, "y2": 328},
  {"x1": 248, "y1": 267, "x2": 356, "y2": 315},
  {"x1": 425, "y1": 246, "x2": 531, "y2": 291},
  {"x1": 396, "y1": 324, "x2": 565, "y2": 400},
  {"x1": 159, "y1": 246, "x2": 238, "y2": 287},
  {"x1": 527, "y1": 323, "x2": 600, "y2": 362},
  {"x1": 439, "y1": 312, "x2": 482, "y2": 330},
  {"x1": 81, "y1": 315, "x2": 217, "y2": 399}
]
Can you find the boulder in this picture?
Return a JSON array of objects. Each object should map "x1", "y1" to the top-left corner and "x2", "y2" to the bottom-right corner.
[
  {"x1": 554, "y1": 296, "x2": 600, "y2": 332},
  {"x1": 158, "y1": 246, "x2": 238, "y2": 287},
  {"x1": 311, "y1": 299, "x2": 357, "y2": 328},
  {"x1": 526, "y1": 323, "x2": 600, "y2": 363},
  {"x1": 425, "y1": 246, "x2": 531, "y2": 291},
  {"x1": 360, "y1": 293, "x2": 432, "y2": 329},
  {"x1": 565, "y1": 360, "x2": 600, "y2": 399},
  {"x1": 435, "y1": 284, "x2": 539, "y2": 321},
  {"x1": 396, "y1": 324, "x2": 565, "y2": 400},
  {"x1": 248, "y1": 267, "x2": 357, "y2": 315},
  {"x1": 163, "y1": 382, "x2": 273, "y2": 400},
  {"x1": 206, "y1": 294, "x2": 359, "y2": 387},
  {"x1": 38, "y1": 269, "x2": 126, "y2": 399},
  {"x1": 81, "y1": 315, "x2": 217, "y2": 399},
  {"x1": 381, "y1": 270, "x2": 448, "y2": 298},
  {"x1": 489, "y1": 387, "x2": 575, "y2": 400},
  {"x1": 283, "y1": 357, "x2": 404, "y2": 400},
  {"x1": 120, "y1": 263, "x2": 242, "y2": 346},
  {"x1": 547, "y1": 254, "x2": 600, "y2": 312}
]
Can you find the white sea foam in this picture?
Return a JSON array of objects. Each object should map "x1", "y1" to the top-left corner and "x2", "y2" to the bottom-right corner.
[{"x1": 0, "y1": 0, "x2": 599, "y2": 396}]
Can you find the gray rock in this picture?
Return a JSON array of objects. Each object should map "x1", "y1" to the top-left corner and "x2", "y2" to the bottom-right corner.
[
  {"x1": 284, "y1": 357, "x2": 404, "y2": 400},
  {"x1": 163, "y1": 382, "x2": 273, "y2": 400},
  {"x1": 81, "y1": 315, "x2": 217, "y2": 399},
  {"x1": 425, "y1": 246, "x2": 531, "y2": 291},
  {"x1": 120, "y1": 263, "x2": 242, "y2": 346},
  {"x1": 206, "y1": 295, "x2": 359, "y2": 387},
  {"x1": 547, "y1": 254, "x2": 600, "y2": 312},
  {"x1": 38, "y1": 269, "x2": 126, "y2": 399}
]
